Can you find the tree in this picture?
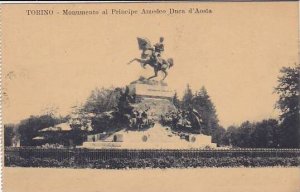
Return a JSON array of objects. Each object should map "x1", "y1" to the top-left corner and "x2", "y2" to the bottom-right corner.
[
  {"x1": 114, "y1": 86, "x2": 134, "y2": 127},
  {"x1": 223, "y1": 125, "x2": 239, "y2": 147},
  {"x1": 223, "y1": 119, "x2": 281, "y2": 148},
  {"x1": 69, "y1": 105, "x2": 91, "y2": 131},
  {"x1": 222, "y1": 122, "x2": 255, "y2": 148},
  {"x1": 252, "y1": 119, "x2": 280, "y2": 148},
  {"x1": 4, "y1": 124, "x2": 15, "y2": 146},
  {"x1": 172, "y1": 92, "x2": 181, "y2": 109},
  {"x1": 117, "y1": 87, "x2": 134, "y2": 114},
  {"x1": 90, "y1": 86, "x2": 134, "y2": 132},
  {"x1": 18, "y1": 114, "x2": 65, "y2": 146},
  {"x1": 83, "y1": 87, "x2": 122, "y2": 114},
  {"x1": 275, "y1": 64, "x2": 300, "y2": 148},
  {"x1": 212, "y1": 126, "x2": 226, "y2": 146},
  {"x1": 236, "y1": 121, "x2": 256, "y2": 148},
  {"x1": 91, "y1": 111, "x2": 115, "y2": 133},
  {"x1": 192, "y1": 86, "x2": 219, "y2": 135},
  {"x1": 182, "y1": 84, "x2": 193, "y2": 110}
]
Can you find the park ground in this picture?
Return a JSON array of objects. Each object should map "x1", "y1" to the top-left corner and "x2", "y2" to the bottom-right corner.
[{"x1": 3, "y1": 167, "x2": 300, "y2": 192}]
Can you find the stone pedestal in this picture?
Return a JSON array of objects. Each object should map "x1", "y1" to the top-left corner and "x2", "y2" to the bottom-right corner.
[
  {"x1": 128, "y1": 81, "x2": 174, "y2": 99},
  {"x1": 128, "y1": 79, "x2": 176, "y2": 120}
]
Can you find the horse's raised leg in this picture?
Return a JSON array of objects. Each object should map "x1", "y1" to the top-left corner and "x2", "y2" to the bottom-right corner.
[
  {"x1": 128, "y1": 58, "x2": 148, "y2": 69},
  {"x1": 162, "y1": 70, "x2": 168, "y2": 81},
  {"x1": 127, "y1": 58, "x2": 143, "y2": 65},
  {"x1": 148, "y1": 69, "x2": 158, "y2": 80}
]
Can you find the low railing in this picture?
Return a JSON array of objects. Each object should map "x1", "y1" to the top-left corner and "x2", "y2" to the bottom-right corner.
[{"x1": 5, "y1": 147, "x2": 300, "y2": 161}]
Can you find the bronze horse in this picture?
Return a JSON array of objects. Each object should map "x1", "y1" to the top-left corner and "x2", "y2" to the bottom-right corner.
[{"x1": 128, "y1": 51, "x2": 174, "y2": 80}]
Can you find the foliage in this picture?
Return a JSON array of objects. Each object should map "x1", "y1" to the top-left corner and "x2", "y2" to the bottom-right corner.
[
  {"x1": 91, "y1": 111, "x2": 115, "y2": 133},
  {"x1": 4, "y1": 124, "x2": 16, "y2": 146},
  {"x1": 192, "y1": 87, "x2": 219, "y2": 135},
  {"x1": 69, "y1": 105, "x2": 91, "y2": 131},
  {"x1": 217, "y1": 64, "x2": 299, "y2": 148},
  {"x1": 275, "y1": 64, "x2": 300, "y2": 148},
  {"x1": 18, "y1": 115, "x2": 66, "y2": 146},
  {"x1": 222, "y1": 125, "x2": 238, "y2": 146},
  {"x1": 251, "y1": 119, "x2": 280, "y2": 148},
  {"x1": 88, "y1": 86, "x2": 134, "y2": 132},
  {"x1": 167, "y1": 85, "x2": 220, "y2": 136},
  {"x1": 211, "y1": 126, "x2": 226, "y2": 146},
  {"x1": 68, "y1": 129, "x2": 88, "y2": 146},
  {"x1": 172, "y1": 92, "x2": 181, "y2": 109},
  {"x1": 221, "y1": 119, "x2": 280, "y2": 148},
  {"x1": 116, "y1": 87, "x2": 134, "y2": 115},
  {"x1": 182, "y1": 84, "x2": 193, "y2": 110},
  {"x1": 5, "y1": 153, "x2": 300, "y2": 169},
  {"x1": 83, "y1": 87, "x2": 122, "y2": 114},
  {"x1": 18, "y1": 86, "x2": 135, "y2": 146}
]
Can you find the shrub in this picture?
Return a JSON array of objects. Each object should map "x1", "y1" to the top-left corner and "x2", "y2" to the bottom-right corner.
[{"x1": 5, "y1": 154, "x2": 300, "y2": 169}]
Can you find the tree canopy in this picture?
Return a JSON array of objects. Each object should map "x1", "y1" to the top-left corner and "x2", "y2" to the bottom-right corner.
[
  {"x1": 170, "y1": 85, "x2": 220, "y2": 136},
  {"x1": 182, "y1": 84, "x2": 193, "y2": 110},
  {"x1": 275, "y1": 64, "x2": 299, "y2": 148},
  {"x1": 192, "y1": 87, "x2": 219, "y2": 135},
  {"x1": 83, "y1": 87, "x2": 122, "y2": 114},
  {"x1": 18, "y1": 114, "x2": 66, "y2": 146}
]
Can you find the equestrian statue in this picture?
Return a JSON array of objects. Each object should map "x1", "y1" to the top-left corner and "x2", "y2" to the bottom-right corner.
[{"x1": 127, "y1": 37, "x2": 174, "y2": 81}]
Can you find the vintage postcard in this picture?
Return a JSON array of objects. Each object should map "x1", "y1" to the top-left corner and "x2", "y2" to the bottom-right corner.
[{"x1": 1, "y1": 1, "x2": 299, "y2": 192}]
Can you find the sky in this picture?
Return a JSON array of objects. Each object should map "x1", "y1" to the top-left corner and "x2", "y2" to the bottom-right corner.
[{"x1": 2, "y1": 2, "x2": 298, "y2": 127}]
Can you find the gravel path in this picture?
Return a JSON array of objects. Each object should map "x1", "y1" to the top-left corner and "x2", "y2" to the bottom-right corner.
[{"x1": 3, "y1": 167, "x2": 299, "y2": 192}]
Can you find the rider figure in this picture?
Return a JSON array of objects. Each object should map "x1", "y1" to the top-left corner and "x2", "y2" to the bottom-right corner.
[
  {"x1": 139, "y1": 37, "x2": 165, "y2": 69},
  {"x1": 152, "y1": 37, "x2": 164, "y2": 68},
  {"x1": 154, "y1": 37, "x2": 165, "y2": 55}
]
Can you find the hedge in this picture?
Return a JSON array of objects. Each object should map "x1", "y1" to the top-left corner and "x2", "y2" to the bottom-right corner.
[{"x1": 5, "y1": 155, "x2": 300, "y2": 169}]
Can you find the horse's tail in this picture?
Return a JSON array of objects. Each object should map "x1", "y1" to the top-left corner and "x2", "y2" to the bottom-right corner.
[{"x1": 167, "y1": 58, "x2": 174, "y2": 68}]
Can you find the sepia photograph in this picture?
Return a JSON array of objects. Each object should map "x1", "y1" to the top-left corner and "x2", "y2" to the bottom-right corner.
[{"x1": 1, "y1": 2, "x2": 299, "y2": 192}]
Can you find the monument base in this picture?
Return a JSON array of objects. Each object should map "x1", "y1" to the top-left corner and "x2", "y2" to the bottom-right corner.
[
  {"x1": 81, "y1": 124, "x2": 217, "y2": 149},
  {"x1": 81, "y1": 77, "x2": 217, "y2": 149}
]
